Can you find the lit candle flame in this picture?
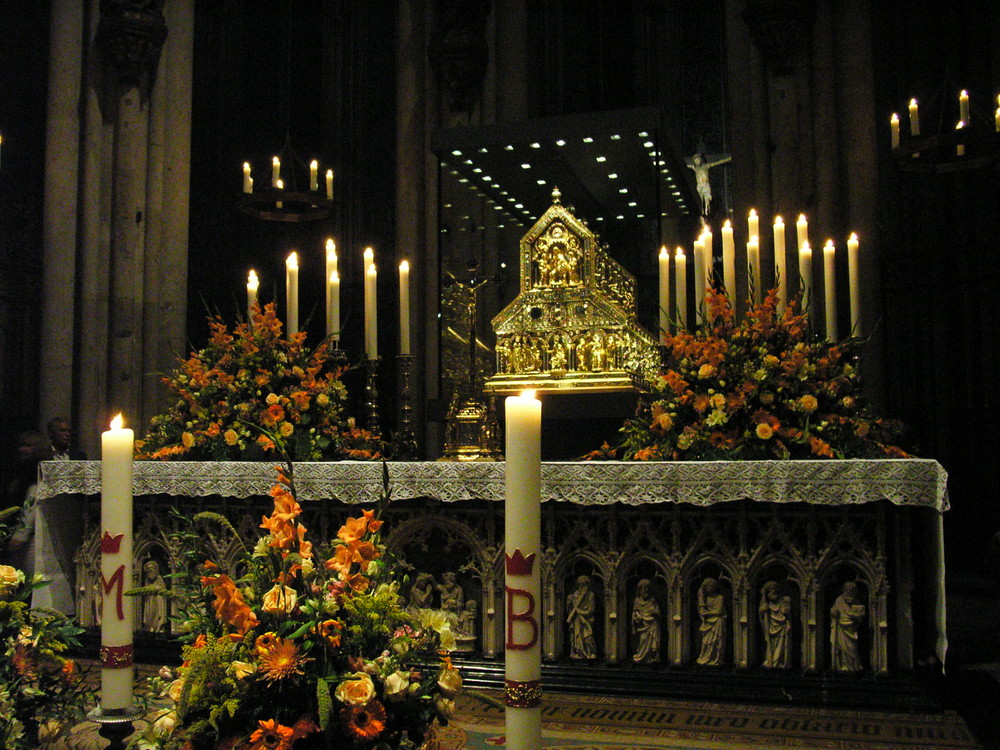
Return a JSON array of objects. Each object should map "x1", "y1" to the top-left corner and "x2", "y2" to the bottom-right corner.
[
  {"x1": 110, "y1": 413, "x2": 124, "y2": 430},
  {"x1": 520, "y1": 389, "x2": 537, "y2": 400},
  {"x1": 286, "y1": 251, "x2": 298, "y2": 270}
]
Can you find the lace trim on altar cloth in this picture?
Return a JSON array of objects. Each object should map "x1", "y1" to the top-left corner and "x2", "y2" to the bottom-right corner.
[{"x1": 35, "y1": 459, "x2": 949, "y2": 511}]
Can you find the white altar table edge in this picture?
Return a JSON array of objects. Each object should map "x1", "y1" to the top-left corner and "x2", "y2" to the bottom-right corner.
[{"x1": 36, "y1": 458, "x2": 948, "y2": 511}]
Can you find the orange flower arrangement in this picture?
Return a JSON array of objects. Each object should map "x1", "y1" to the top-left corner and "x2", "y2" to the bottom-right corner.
[
  {"x1": 132, "y1": 457, "x2": 459, "y2": 750},
  {"x1": 592, "y1": 287, "x2": 910, "y2": 461},
  {"x1": 137, "y1": 302, "x2": 383, "y2": 462}
]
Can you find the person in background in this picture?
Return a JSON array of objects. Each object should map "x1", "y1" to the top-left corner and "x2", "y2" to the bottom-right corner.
[
  {"x1": 2, "y1": 430, "x2": 52, "y2": 576},
  {"x1": 47, "y1": 417, "x2": 86, "y2": 460}
]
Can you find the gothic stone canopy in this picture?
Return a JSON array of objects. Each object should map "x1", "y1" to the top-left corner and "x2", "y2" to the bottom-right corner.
[{"x1": 485, "y1": 189, "x2": 658, "y2": 395}]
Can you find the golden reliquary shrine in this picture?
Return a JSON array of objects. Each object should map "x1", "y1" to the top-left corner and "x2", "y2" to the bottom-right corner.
[{"x1": 485, "y1": 188, "x2": 660, "y2": 395}]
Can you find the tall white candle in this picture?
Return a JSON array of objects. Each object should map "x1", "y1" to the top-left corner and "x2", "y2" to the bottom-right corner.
[
  {"x1": 747, "y1": 235, "x2": 761, "y2": 305},
  {"x1": 774, "y1": 216, "x2": 787, "y2": 313},
  {"x1": 242, "y1": 161, "x2": 252, "y2": 193},
  {"x1": 100, "y1": 414, "x2": 135, "y2": 713},
  {"x1": 956, "y1": 120, "x2": 966, "y2": 156},
  {"x1": 675, "y1": 247, "x2": 688, "y2": 330},
  {"x1": 326, "y1": 169, "x2": 334, "y2": 200},
  {"x1": 796, "y1": 214, "x2": 809, "y2": 255},
  {"x1": 693, "y1": 236, "x2": 706, "y2": 319},
  {"x1": 504, "y1": 391, "x2": 542, "y2": 750},
  {"x1": 328, "y1": 272, "x2": 340, "y2": 343},
  {"x1": 890, "y1": 113, "x2": 900, "y2": 149},
  {"x1": 847, "y1": 232, "x2": 861, "y2": 336},
  {"x1": 702, "y1": 226, "x2": 714, "y2": 292},
  {"x1": 309, "y1": 159, "x2": 319, "y2": 192},
  {"x1": 823, "y1": 239, "x2": 837, "y2": 341},
  {"x1": 909, "y1": 99, "x2": 920, "y2": 136},
  {"x1": 748, "y1": 208, "x2": 760, "y2": 243},
  {"x1": 275, "y1": 179, "x2": 284, "y2": 209},
  {"x1": 285, "y1": 252, "x2": 299, "y2": 336},
  {"x1": 326, "y1": 239, "x2": 339, "y2": 338},
  {"x1": 960, "y1": 90, "x2": 970, "y2": 123},
  {"x1": 798, "y1": 240, "x2": 813, "y2": 312},
  {"x1": 247, "y1": 269, "x2": 259, "y2": 318},
  {"x1": 721, "y1": 219, "x2": 736, "y2": 300},
  {"x1": 272, "y1": 156, "x2": 281, "y2": 187},
  {"x1": 363, "y1": 245, "x2": 374, "y2": 275},
  {"x1": 365, "y1": 263, "x2": 378, "y2": 359},
  {"x1": 658, "y1": 245, "x2": 670, "y2": 337},
  {"x1": 399, "y1": 260, "x2": 411, "y2": 355}
]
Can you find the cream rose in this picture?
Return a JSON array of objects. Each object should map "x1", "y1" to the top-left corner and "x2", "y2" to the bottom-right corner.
[
  {"x1": 167, "y1": 678, "x2": 185, "y2": 703},
  {"x1": 437, "y1": 665, "x2": 462, "y2": 698},
  {"x1": 262, "y1": 584, "x2": 298, "y2": 615},
  {"x1": 435, "y1": 696, "x2": 456, "y2": 721},
  {"x1": 152, "y1": 709, "x2": 178, "y2": 736},
  {"x1": 384, "y1": 670, "x2": 411, "y2": 702},
  {"x1": 0, "y1": 564, "x2": 23, "y2": 593},
  {"x1": 335, "y1": 672, "x2": 376, "y2": 706}
]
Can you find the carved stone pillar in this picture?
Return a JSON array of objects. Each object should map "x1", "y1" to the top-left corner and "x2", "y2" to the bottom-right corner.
[{"x1": 95, "y1": 1, "x2": 167, "y2": 423}]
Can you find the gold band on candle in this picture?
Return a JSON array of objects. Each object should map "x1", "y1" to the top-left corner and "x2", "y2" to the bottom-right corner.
[
  {"x1": 503, "y1": 679, "x2": 543, "y2": 708},
  {"x1": 100, "y1": 644, "x2": 134, "y2": 669}
]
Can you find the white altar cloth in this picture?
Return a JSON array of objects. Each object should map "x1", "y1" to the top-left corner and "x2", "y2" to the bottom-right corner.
[{"x1": 36, "y1": 458, "x2": 949, "y2": 511}]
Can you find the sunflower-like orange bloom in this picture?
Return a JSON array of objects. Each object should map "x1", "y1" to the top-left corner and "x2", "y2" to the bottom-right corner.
[
  {"x1": 340, "y1": 700, "x2": 387, "y2": 741},
  {"x1": 248, "y1": 718, "x2": 295, "y2": 750},
  {"x1": 316, "y1": 619, "x2": 343, "y2": 647},
  {"x1": 204, "y1": 573, "x2": 259, "y2": 635},
  {"x1": 258, "y1": 637, "x2": 311, "y2": 684}
]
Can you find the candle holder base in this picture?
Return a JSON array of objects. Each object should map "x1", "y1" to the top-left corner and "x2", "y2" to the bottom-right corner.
[
  {"x1": 89, "y1": 706, "x2": 145, "y2": 750},
  {"x1": 392, "y1": 354, "x2": 419, "y2": 459}
]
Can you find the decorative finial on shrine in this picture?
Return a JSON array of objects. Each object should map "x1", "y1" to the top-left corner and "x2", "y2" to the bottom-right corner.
[{"x1": 551, "y1": 186, "x2": 561, "y2": 204}]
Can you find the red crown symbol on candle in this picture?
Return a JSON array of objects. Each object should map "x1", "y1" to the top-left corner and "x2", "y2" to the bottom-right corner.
[
  {"x1": 505, "y1": 549, "x2": 536, "y2": 576},
  {"x1": 101, "y1": 531, "x2": 124, "y2": 554}
]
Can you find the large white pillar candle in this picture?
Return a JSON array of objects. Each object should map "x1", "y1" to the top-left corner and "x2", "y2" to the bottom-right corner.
[
  {"x1": 326, "y1": 240, "x2": 339, "y2": 339},
  {"x1": 747, "y1": 235, "x2": 761, "y2": 305},
  {"x1": 285, "y1": 252, "x2": 299, "y2": 336},
  {"x1": 721, "y1": 219, "x2": 736, "y2": 300},
  {"x1": 674, "y1": 247, "x2": 688, "y2": 330},
  {"x1": 658, "y1": 245, "x2": 670, "y2": 337},
  {"x1": 100, "y1": 415, "x2": 135, "y2": 713},
  {"x1": 823, "y1": 239, "x2": 837, "y2": 341},
  {"x1": 247, "y1": 269, "x2": 259, "y2": 318},
  {"x1": 847, "y1": 232, "x2": 861, "y2": 336},
  {"x1": 365, "y1": 263, "x2": 378, "y2": 359},
  {"x1": 774, "y1": 216, "x2": 787, "y2": 313},
  {"x1": 504, "y1": 391, "x2": 542, "y2": 750},
  {"x1": 399, "y1": 259, "x2": 411, "y2": 355}
]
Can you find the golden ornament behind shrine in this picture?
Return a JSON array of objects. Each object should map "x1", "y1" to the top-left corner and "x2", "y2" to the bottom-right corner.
[{"x1": 485, "y1": 188, "x2": 659, "y2": 395}]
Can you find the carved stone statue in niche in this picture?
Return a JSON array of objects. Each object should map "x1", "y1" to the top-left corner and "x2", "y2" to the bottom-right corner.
[
  {"x1": 830, "y1": 581, "x2": 866, "y2": 672},
  {"x1": 407, "y1": 572, "x2": 435, "y2": 613},
  {"x1": 436, "y1": 571, "x2": 464, "y2": 624},
  {"x1": 696, "y1": 578, "x2": 727, "y2": 666},
  {"x1": 759, "y1": 580, "x2": 792, "y2": 669},
  {"x1": 140, "y1": 557, "x2": 168, "y2": 633},
  {"x1": 566, "y1": 574, "x2": 598, "y2": 660},
  {"x1": 455, "y1": 599, "x2": 478, "y2": 653},
  {"x1": 631, "y1": 579, "x2": 661, "y2": 664}
]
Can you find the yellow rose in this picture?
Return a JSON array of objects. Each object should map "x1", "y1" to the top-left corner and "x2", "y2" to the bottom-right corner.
[
  {"x1": 0, "y1": 564, "x2": 23, "y2": 592},
  {"x1": 763, "y1": 354, "x2": 779, "y2": 368},
  {"x1": 755, "y1": 423, "x2": 774, "y2": 440},
  {"x1": 279, "y1": 421, "x2": 294, "y2": 438},
  {"x1": 229, "y1": 660, "x2": 255, "y2": 680},
  {"x1": 437, "y1": 665, "x2": 463, "y2": 698},
  {"x1": 800, "y1": 394, "x2": 818, "y2": 413},
  {"x1": 709, "y1": 392, "x2": 726, "y2": 409},
  {"x1": 698, "y1": 363, "x2": 716, "y2": 379},
  {"x1": 316, "y1": 393, "x2": 330, "y2": 407},
  {"x1": 266, "y1": 393, "x2": 280, "y2": 405},
  {"x1": 335, "y1": 672, "x2": 376, "y2": 706},
  {"x1": 262, "y1": 584, "x2": 298, "y2": 615},
  {"x1": 181, "y1": 431, "x2": 194, "y2": 449},
  {"x1": 224, "y1": 429, "x2": 239, "y2": 446}
]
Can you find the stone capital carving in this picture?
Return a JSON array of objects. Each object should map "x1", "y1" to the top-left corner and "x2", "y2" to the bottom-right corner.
[
  {"x1": 96, "y1": 0, "x2": 168, "y2": 100},
  {"x1": 743, "y1": 0, "x2": 814, "y2": 76}
]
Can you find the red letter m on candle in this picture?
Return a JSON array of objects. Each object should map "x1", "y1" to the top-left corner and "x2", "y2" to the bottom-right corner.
[{"x1": 505, "y1": 585, "x2": 538, "y2": 650}]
